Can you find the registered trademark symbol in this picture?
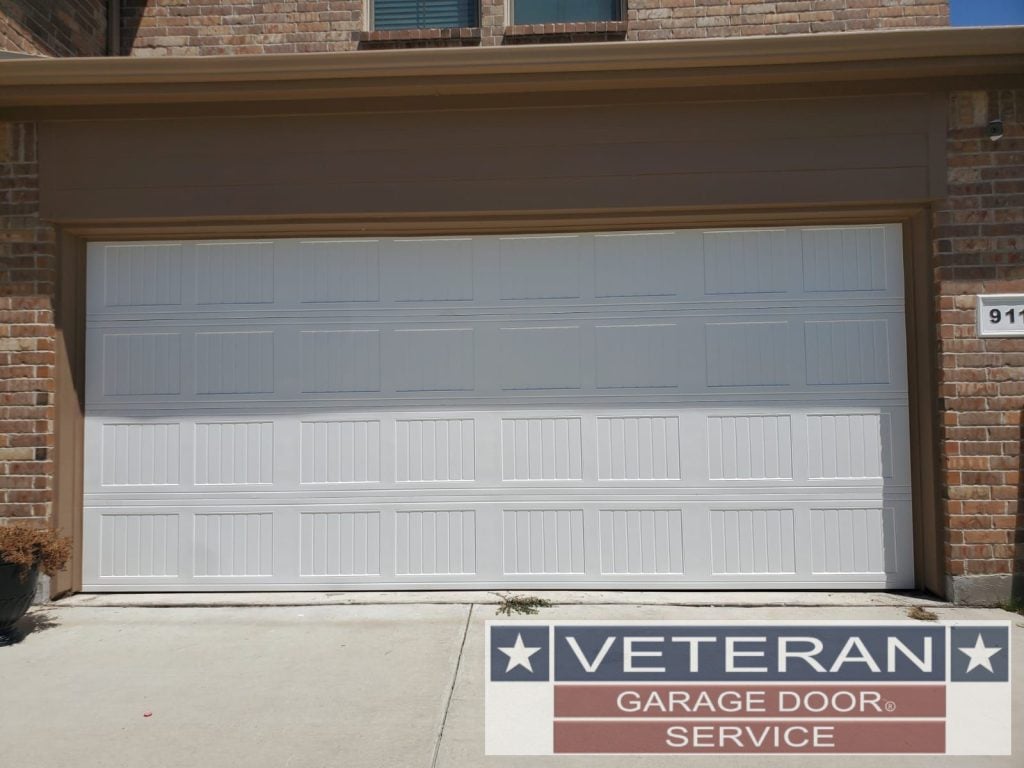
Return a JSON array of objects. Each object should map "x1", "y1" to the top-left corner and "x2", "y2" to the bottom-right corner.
[{"x1": 885, "y1": 701, "x2": 896, "y2": 712}]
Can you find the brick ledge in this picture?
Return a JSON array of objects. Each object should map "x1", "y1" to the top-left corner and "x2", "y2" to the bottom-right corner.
[
  {"x1": 504, "y1": 21, "x2": 628, "y2": 37},
  {"x1": 359, "y1": 27, "x2": 481, "y2": 47}
]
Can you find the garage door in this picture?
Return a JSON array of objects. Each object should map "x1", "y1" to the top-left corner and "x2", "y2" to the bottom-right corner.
[{"x1": 82, "y1": 225, "x2": 913, "y2": 591}]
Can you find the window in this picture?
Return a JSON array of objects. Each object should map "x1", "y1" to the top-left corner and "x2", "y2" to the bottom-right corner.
[
  {"x1": 512, "y1": 0, "x2": 622, "y2": 25},
  {"x1": 372, "y1": 0, "x2": 478, "y2": 30}
]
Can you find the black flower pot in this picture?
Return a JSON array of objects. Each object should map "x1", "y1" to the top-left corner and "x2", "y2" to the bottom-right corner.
[{"x1": 0, "y1": 561, "x2": 37, "y2": 644}]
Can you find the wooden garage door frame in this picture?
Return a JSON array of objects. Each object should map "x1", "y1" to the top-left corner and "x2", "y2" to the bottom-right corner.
[{"x1": 51, "y1": 206, "x2": 941, "y2": 596}]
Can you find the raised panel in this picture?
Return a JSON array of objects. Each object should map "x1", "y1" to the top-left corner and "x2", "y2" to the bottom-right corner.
[
  {"x1": 300, "y1": 511, "x2": 381, "y2": 576},
  {"x1": 600, "y1": 509, "x2": 685, "y2": 575},
  {"x1": 300, "y1": 420, "x2": 380, "y2": 484},
  {"x1": 300, "y1": 330, "x2": 381, "y2": 393},
  {"x1": 595, "y1": 323, "x2": 678, "y2": 389},
  {"x1": 195, "y1": 242, "x2": 275, "y2": 305},
  {"x1": 711, "y1": 508, "x2": 795, "y2": 575},
  {"x1": 391, "y1": 328, "x2": 475, "y2": 392},
  {"x1": 802, "y1": 226, "x2": 887, "y2": 292},
  {"x1": 99, "y1": 514, "x2": 179, "y2": 577},
  {"x1": 382, "y1": 238, "x2": 474, "y2": 301},
  {"x1": 706, "y1": 322, "x2": 789, "y2": 387},
  {"x1": 708, "y1": 415, "x2": 793, "y2": 480},
  {"x1": 396, "y1": 418, "x2": 475, "y2": 482},
  {"x1": 808, "y1": 413, "x2": 893, "y2": 479},
  {"x1": 805, "y1": 319, "x2": 891, "y2": 385},
  {"x1": 597, "y1": 416, "x2": 681, "y2": 480},
  {"x1": 501, "y1": 417, "x2": 583, "y2": 481},
  {"x1": 195, "y1": 422, "x2": 274, "y2": 485},
  {"x1": 395, "y1": 509, "x2": 476, "y2": 575},
  {"x1": 101, "y1": 423, "x2": 180, "y2": 486},
  {"x1": 594, "y1": 232, "x2": 678, "y2": 298},
  {"x1": 499, "y1": 326, "x2": 581, "y2": 391},
  {"x1": 499, "y1": 235, "x2": 580, "y2": 299},
  {"x1": 100, "y1": 244, "x2": 182, "y2": 307},
  {"x1": 195, "y1": 331, "x2": 274, "y2": 394},
  {"x1": 704, "y1": 229, "x2": 789, "y2": 294},
  {"x1": 102, "y1": 333, "x2": 181, "y2": 396},
  {"x1": 194, "y1": 513, "x2": 274, "y2": 577},
  {"x1": 299, "y1": 239, "x2": 380, "y2": 303},
  {"x1": 811, "y1": 507, "x2": 897, "y2": 574},
  {"x1": 503, "y1": 509, "x2": 585, "y2": 575}
]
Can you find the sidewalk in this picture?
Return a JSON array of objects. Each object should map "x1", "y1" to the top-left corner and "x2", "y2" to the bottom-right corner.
[{"x1": 1, "y1": 595, "x2": 1019, "y2": 768}]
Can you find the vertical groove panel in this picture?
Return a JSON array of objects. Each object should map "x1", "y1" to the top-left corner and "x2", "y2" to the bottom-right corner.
[
  {"x1": 599, "y1": 509, "x2": 685, "y2": 574},
  {"x1": 503, "y1": 509, "x2": 585, "y2": 574},
  {"x1": 802, "y1": 226, "x2": 887, "y2": 292},
  {"x1": 196, "y1": 242, "x2": 274, "y2": 304},
  {"x1": 501, "y1": 417, "x2": 582, "y2": 480},
  {"x1": 597, "y1": 416, "x2": 681, "y2": 480},
  {"x1": 805, "y1": 319, "x2": 891, "y2": 385},
  {"x1": 811, "y1": 508, "x2": 896, "y2": 574},
  {"x1": 195, "y1": 422, "x2": 274, "y2": 485},
  {"x1": 395, "y1": 510, "x2": 476, "y2": 575},
  {"x1": 395, "y1": 418, "x2": 475, "y2": 482},
  {"x1": 707, "y1": 415, "x2": 792, "y2": 480},
  {"x1": 194, "y1": 513, "x2": 273, "y2": 577},
  {"x1": 99, "y1": 514, "x2": 179, "y2": 577},
  {"x1": 711, "y1": 509, "x2": 795, "y2": 574},
  {"x1": 101, "y1": 423, "x2": 180, "y2": 485},
  {"x1": 300, "y1": 511, "x2": 381, "y2": 576},
  {"x1": 300, "y1": 420, "x2": 380, "y2": 483}
]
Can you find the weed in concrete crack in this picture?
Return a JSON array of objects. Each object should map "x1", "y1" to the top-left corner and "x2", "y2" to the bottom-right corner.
[
  {"x1": 907, "y1": 605, "x2": 938, "y2": 621},
  {"x1": 493, "y1": 593, "x2": 553, "y2": 616}
]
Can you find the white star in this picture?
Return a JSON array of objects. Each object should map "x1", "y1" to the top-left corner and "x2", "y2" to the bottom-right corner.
[
  {"x1": 959, "y1": 633, "x2": 1002, "y2": 673},
  {"x1": 498, "y1": 633, "x2": 541, "y2": 673}
]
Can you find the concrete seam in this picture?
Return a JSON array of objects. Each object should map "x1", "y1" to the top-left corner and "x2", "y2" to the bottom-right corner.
[{"x1": 431, "y1": 602, "x2": 473, "y2": 768}]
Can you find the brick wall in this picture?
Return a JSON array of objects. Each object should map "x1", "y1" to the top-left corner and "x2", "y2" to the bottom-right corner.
[
  {"x1": 629, "y1": 0, "x2": 949, "y2": 41},
  {"x1": 0, "y1": 123, "x2": 56, "y2": 527},
  {"x1": 0, "y1": 0, "x2": 107, "y2": 57},
  {"x1": 120, "y1": 0, "x2": 363, "y2": 55},
  {"x1": 935, "y1": 90, "x2": 1024, "y2": 604},
  {"x1": 119, "y1": 0, "x2": 949, "y2": 55}
]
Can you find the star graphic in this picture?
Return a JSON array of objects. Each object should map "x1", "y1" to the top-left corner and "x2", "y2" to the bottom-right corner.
[
  {"x1": 958, "y1": 633, "x2": 1003, "y2": 673},
  {"x1": 498, "y1": 633, "x2": 541, "y2": 673}
]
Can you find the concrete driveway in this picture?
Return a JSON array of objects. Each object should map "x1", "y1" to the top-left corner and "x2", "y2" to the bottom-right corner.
[{"x1": 1, "y1": 593, "x2": 1020, "y2": 768}]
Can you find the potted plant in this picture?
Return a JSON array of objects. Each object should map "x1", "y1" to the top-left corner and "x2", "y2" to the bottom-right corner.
[{"x1": 0, "y1": 523, "x2": 71, "y2": 643}]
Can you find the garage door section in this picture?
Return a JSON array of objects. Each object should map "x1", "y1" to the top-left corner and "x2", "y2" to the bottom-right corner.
[{"x1": 82, "y1": 225, "x2": 912, "y2": 590}]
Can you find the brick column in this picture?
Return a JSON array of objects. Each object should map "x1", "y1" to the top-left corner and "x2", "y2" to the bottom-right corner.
[
  {"x1": 935, "y1": 90, "x2": 1024, "y2": 604},
  {"x1": 0, "y1": 122, "x2": 56, "y2": 528}
]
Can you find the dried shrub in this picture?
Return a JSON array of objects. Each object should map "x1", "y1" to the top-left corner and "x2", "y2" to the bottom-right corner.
[{"x1": 0, "y1": 524, "x2": 72, "y2": 581}]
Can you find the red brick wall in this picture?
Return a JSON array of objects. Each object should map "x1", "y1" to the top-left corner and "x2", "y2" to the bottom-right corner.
[
  {"x1": 629, "y1": 0, "x2": 949, "y2": 41},
  {"x1": 0, "y1": 123, "x2": 56, "y2": 526},
  {"x1": 119, "y1": 0, "x2": 949, "y2": 55},
  {"x1": 0, "y1": 0, "x2": 107, "y2": 57},
  {"x1": 120, "y1": 0, "x2": 363, "y2": 55},
  {"x1": 935, "y1": 90, "x2": 1024, "y2": 603}
]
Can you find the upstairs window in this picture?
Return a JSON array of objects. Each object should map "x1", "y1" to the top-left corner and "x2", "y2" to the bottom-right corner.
[
  {"x1": 372, "y1": 0, "x2": 479, "y2": 30},
  {"x1": 512, "y1": 0, "x2": 622, "y2": 25}
]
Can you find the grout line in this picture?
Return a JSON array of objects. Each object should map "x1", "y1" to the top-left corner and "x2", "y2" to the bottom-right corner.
[{"x1": 431, "y1": 602, "x2": 474, "y2": 768}]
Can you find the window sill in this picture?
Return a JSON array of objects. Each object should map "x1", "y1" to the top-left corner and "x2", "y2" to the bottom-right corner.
[
  {"x1": 359, "y1": 27, "x2": 481, "y2": 49},
  {"x1": 503, "y1": 21, "x2": 628, "y2": 42}
]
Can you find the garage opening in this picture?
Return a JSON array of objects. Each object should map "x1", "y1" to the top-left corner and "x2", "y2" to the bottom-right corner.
[{"x1": 82, "y1": 225, "x2": 912, "y2": 590}]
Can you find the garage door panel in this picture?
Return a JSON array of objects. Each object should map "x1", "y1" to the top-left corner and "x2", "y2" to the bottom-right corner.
[
  {"x1": 85, "y1": 312, "x2": 909, "y2": 407},
  {"x1": 84, "y1": 225, "x2": 913, "y2": 591},
  {"x1": 84, "y1": 405, "x2": 911, "y2": 497},
  {"x1": 85, "y1": 226, "x2": 905, "y2": 320}
]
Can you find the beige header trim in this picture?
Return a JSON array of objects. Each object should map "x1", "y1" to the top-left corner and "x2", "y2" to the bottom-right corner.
[{"x1": 1, "y1": 28, "x2": 1022, "y2": 108}]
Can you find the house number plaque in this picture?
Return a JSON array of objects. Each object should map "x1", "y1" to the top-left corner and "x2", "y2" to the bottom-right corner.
[{"x1": 977, "y1": 294, "x2": 1024, "y2": 337}]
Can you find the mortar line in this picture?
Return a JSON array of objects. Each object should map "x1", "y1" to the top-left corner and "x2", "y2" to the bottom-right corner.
[{"x1": 431, "y1": 602, "x2": 473, "y2": 768}]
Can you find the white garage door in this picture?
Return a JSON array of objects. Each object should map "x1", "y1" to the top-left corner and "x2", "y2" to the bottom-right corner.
[{"x1": 82, "y1": 225, "x2": 913, "y2": 591}]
